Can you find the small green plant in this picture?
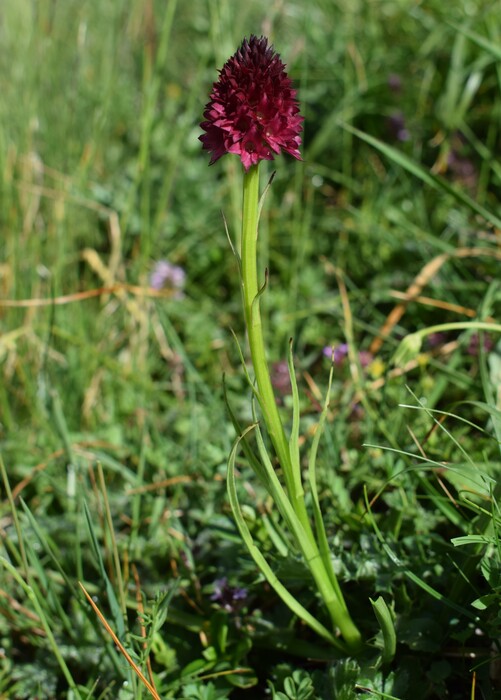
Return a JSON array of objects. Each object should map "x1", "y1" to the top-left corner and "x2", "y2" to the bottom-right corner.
[
  {"x1": 268, "y1": 669, "x2": 316, "y2": 700},
  {"x1": 180, "y1": 681, "x2": 232, "y2": 700}
]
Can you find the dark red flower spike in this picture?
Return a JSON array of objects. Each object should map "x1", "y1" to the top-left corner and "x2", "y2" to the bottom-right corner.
[{"x1": 200, "y1": 35, "x2": 303, "y2": 170}]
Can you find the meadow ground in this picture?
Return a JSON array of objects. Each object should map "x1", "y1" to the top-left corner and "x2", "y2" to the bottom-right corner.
[{"x1": 1, "y1": 1, "x2": 501, "y2": 698}]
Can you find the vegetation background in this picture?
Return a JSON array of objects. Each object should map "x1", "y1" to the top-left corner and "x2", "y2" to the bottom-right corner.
[{"x1": 1, "y1": 0, "x2": 500, "y2": 697}]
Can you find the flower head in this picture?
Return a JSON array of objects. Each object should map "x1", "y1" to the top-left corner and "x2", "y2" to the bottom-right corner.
[
  {"x1": 386, "y1": 111, "x2": 410, "y2": 142},
  {"x1": 387, "y1": 73, "x2": 403, "y2": 93},
  {"x1": 323, "y1": 343, "x2": 349, "y2": 366},
  {"x1": 150, "y1": 260, "x2": 186, "y2": 297},
  {"x1": 210, "y1": 577, "x2": 248, "y2": 613},
  {"x1": 323, "y1": 343, "x2": 374, "y2": 370},
  {"x1": 200, "y1": 35, "x2": 303, "y2": 170},
  {"x1": 467, "y1": 332, "x2": 494, "y2": 356}
]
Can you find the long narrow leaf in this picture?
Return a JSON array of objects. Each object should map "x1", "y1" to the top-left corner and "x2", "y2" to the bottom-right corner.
[
  {"x1": 341, "y1": 122, "x2": 501, "y2": 230},
  {"x1": 227, "y1": 433, "x2": 345, "y2": 650},
  {"x1": 370, "y1": 596, "x2": 396, "y2": 667},
  {"x1": 415, "y1": 473, "x2": 468, "y2": 530},
  {"x1": 307, "y1": 366, "x2": 346, "y2": 605},
  {"x1": 249, "y1": 414, "x2": 307, "y2": 549},
  {"x1": 223, "y1": 376, "x2": 272, "y2": 492},
  {"x1": 83, "y1": 500, "x2": 126, "y2": 639},
  {"x1": 450, "y1": 22, "x2": 501, "y2": 61},
  {"x1": 1, "y1": 454, "x2": 28, "y2": 576},
  {"x1": 0, "y1": 556, "x2": 82, "y2": 698},
  {"x1": 228, "y1": 329, "x2": 260, "y2": 402},
  {"x1": 20, "y1": 500, "x2": 80, "y2": 637},
  {"x1": 79, "y1": 582, "x2": 161, "y2": 700},
  {"x1": 287, "y1": 339, "x2": 304, "y2": 500},
  {"x1": 257, "y1": 170, "x2": 276, "y2": 223}
]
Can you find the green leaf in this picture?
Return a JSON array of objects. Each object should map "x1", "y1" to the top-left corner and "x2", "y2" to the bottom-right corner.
[
  {"x1": 287, "y1": 339, "x2": 303, "y2": 501},
  {"x1": 226, "y1": 428, "x2": 344, "y2": 648},
  {"x1": 451, "y1": 535, "x2": 496, "y2": 547},
  {"x1": 450, "y1": 22, "x2": 501, "y2": 61},
  {"x1": 210, "y1": 611, "x2": 228, "y2": 655},
  {"x1": 307, "y1": 365, "x2": 345, "y2": 603},
  {"x1": 82, "y1": 499, "x2": 125, "y2": 639},
  {"x1": 471, "y1": 594, "x2": 497, "y2": 611},
  {"x1": 370, "y1": 596, "x2": 396, "y2": 667}
]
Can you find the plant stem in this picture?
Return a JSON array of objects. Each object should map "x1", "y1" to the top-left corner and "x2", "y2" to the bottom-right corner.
[
  {"x1": 240, "y1": 164, "x2": 362, "y2": 652},
  {"x1": 417, "y1": 321, "x2": 501, "y2": 339},
  {"x1": 241, "y1": 165, "x2": 296, "y2": 495}
]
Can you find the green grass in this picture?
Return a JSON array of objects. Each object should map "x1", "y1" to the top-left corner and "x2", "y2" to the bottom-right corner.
[{"x1": 1, "y1": 0, "x2": 501, "y2": 697}]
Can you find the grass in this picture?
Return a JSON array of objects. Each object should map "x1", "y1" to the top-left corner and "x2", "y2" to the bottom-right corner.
[{"x1": 1, "y1": 0, "x2": 501, "y2": 697}]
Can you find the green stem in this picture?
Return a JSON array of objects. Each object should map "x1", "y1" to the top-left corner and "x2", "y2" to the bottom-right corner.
[
  {"x1": 241, "y1": 166, "x2": 295, "y2": 493},
  {"x1": 395, "y1": 321, "x2": 501, "y2": 367},
  {"x1": 240, "y1": 164, "x2": 362, "y2": 651},
  {"x1": 417, "y1": 321, "x2": 501, "y2": 339}
]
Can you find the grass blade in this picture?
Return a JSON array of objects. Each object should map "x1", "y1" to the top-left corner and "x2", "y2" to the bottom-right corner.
[
  {"x1": 227, "y1": 430, "x2": 345, "y2": 650},
  {"x1": 0, "y1": 556, "x2": 82, "y2": 698},
  {"x1": 340, "y1": 122, "x2": 501, "y2": 230},
  {"x1": 82, "y1": 499, "x2": 126, "y2": 639},
  {"x1": 370, "y1": 596, "x2": 396, "y2": 667}
]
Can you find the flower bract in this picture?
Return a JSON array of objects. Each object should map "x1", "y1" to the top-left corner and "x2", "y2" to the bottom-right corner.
[{"x1": 200, "y1": 35, "x2": 303, "y2": 170}]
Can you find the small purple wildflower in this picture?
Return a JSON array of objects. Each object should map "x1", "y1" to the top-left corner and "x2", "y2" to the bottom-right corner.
[
  {"x1": 323, "y1": 344, "x2": 374, "y2": 370},
  {"x1": 386, "y1": 111, "x2": 410, "y2": 142},
  {"x1": 211, "y1": 577, "x2": 248, "y2": 613},
  {"x1": 150, "y1": 260, "x2": 186, "y2": 297},
  {"x1": 426, "y1": 332, "x2": 448, "y2": 349},
  {"x1": 349, "y1": 402, "x2": 364, "y2": 421},
  {"x1": 466, "y1": 333, "x2": 494, "y2": 357},
  {"x1": 323, "y1": 343, "x2": 349, "y2": 365},
  {"x1": 271, "y1": 360, "x2": 292, "y2": 397},
  {"x1": 358, "y1": 350, "x2": 374, "y2": 368},
  {"x1": 447, "y1": 148, "x2": 477, "y2": 190},
  {"x1": 387, "y1": 73, "x2": 403, "y2": 93}
]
